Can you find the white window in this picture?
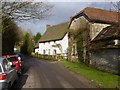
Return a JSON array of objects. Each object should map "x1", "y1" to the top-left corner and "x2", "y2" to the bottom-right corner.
[
  {"x1": 72, "y1": 44, "x2": 77, "y2": 56},
  {"x1": 43, "y1": 50, "x2": 46, "y2": 54},
  {"x1": 53, "y1": 49, "x2": 57, "y2": 55},
  {"x1": 114, "y1": 39, "x2": 119, "y2": 45}
]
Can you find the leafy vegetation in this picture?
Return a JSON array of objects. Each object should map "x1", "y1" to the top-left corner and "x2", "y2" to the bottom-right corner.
[
  {"x1": 20, "y1": 32, "x2": 34, "y2": 55},
  {"x1": 61, "y1": 60, "x2": 120, "y2": 88},
  {"x1": 32, "y1": 53, "x2": 64, "y2": 61},
  {"x1": 2, "y1": 17, "x2": 23, "y2": 54},
  {"x1": 76, "y1": 33, "x2": 84, "y2": 63},
  {"x1": 34, "y1": 32, "x2": 41, "y2": 44},
  {"x1": 1, "y1": 2, "x2": 53, "y2": 55},
  {"x1": 2, "y1": 2, "x2": 53, "y2": 20}
]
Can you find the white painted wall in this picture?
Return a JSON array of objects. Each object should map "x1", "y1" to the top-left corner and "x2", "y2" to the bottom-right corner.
[
  {"x1": 38, "y1": 33, "x2": 68, "y2": 57},
  {"x1": 35, "y1": 48, "x2": 39, "y2": 53}
]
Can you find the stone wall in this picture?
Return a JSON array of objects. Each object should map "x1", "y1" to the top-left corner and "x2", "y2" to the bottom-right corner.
[
  {"x1": 90, "y1": 48, "x2": 120, "y2": 74},
  {"x1": 68, "y1": 33, "x2": 78, "y2": 62}
]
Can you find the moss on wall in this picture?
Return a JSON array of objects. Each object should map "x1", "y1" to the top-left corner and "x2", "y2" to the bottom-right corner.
[
  {"x1": 68, "y1": 22, "x2": 90, "y2": 63},
  {"x1": 75, "y1": 33, "x2": 84, "y2": 63}
]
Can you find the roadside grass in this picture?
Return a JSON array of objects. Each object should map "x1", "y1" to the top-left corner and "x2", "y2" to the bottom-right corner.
[
  {"x1": 60, "y1": 60, "x2": 120, "y2": 88},
  {"x1": 32, "y1": 53, "x2": 120, "y2": 88}
]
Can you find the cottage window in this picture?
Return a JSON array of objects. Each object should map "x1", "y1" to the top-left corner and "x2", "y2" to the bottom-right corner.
[
  {"x1": 72, "y1": 44, "x2": 77, "y2": 56},
  {"x1": 114, "y1": 39, "x2": 119, "y2": 45},
  {"x1": 43, "y1": 50, "x2": 45, "y2": 54},
  {"x1": 73, "y1": 45, "x2": 75, "y2": 56},
  {"x1": 54, "y1": 49, "x2": 57, "y2": 55}
]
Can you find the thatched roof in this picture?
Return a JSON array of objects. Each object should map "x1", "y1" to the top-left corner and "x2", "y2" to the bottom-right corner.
[
  {"x1": 39, "y1": 22, "x2": 69, "y2": 43},
  {"x1": 69, "y1": 7, "x2": 119, "y2": 27},
  {"x1": 34, "y1": 43, "x2": 39, "y2": 48}
]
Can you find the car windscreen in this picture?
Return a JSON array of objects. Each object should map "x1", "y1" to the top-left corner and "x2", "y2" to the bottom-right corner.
[{"x1": 8, "y1": 57, "x2": 18, "y2": 62}]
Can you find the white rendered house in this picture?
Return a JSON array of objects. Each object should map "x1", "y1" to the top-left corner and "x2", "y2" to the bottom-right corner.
[{"x1": 38, "y1": 22, "x2": 69, "y2": 58}]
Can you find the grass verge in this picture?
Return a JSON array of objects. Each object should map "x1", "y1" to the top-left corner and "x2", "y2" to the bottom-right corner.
[
  {"x1": 31, "y1": 52, "x2": 58, "y2": 61},
  {"x1": 60, "y1": 60, "x2": 120, "y2": 88}
]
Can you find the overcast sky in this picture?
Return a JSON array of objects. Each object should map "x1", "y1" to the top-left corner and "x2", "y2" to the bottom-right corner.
[{"x1": 17, "y1": 1, "x2": 113, "y2": 35}]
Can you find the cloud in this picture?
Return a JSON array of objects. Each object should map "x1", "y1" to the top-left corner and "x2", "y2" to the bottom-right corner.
[
  {"x1": 43, "y1": 0, "x2": 119, "y2": 2},
  {"x1": 17, "y1": 2, "x2": 113, "y2": 35}
]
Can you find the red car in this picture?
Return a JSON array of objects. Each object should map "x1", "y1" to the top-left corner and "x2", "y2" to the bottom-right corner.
[{"x1": 3, "y1": 55, "x2": 22, "y2": 75}]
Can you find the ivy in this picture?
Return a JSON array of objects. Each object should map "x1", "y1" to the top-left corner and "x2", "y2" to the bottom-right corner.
[{"x1": 76, "y1": 32, "x2": 84, "y2": 63}]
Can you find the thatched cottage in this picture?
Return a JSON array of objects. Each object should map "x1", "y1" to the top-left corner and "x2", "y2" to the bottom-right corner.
[{"x1": 38, "y1": 22, "x2": 69, "y2": 58}]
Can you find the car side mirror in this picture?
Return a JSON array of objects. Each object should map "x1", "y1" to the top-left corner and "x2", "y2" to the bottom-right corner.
[{"x1": 11, "y1": 65, "x2": 16, "y2": 68}]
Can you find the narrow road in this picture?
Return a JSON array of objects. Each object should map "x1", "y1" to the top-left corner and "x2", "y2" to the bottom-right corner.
[{"x1": 12, "y1": 56, "x2": 97, "y2": 89}]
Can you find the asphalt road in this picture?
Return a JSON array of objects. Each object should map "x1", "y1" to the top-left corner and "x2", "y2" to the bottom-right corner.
[{"x1": 12, "y1": 56, "x2": 97, "y2": 89}]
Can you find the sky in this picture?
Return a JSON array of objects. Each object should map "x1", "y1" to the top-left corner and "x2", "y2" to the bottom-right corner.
[{"x1": 17, "y1": 1, "x2": 114, "y2": 35}]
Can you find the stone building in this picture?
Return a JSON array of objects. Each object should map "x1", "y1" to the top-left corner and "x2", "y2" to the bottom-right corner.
[
  {"x1": 90, "y1": 24, "x2": 120, "y2": 73},
  {"x1": 68, "y1": 7, "x2": 119, "y2": 73}
]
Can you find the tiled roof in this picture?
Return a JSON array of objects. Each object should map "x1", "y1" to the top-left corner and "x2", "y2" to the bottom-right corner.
[
  {"x1": 70, "y1": 7, "x2": 119, "y2": 24},
  {"x1": 92, "y1": 24, "x2": 120, "y2": 41},
  {"x1": 39, "y1": 22, "x2": 69, "y2": 43}
]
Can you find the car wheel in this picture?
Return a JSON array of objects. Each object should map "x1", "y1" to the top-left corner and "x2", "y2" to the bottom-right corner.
[{"x1": 17, "y1": 71, "x2": 22, "y2": 76}]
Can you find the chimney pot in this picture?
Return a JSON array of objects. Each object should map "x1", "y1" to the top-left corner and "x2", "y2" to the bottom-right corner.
[{"x1": 46, "y1": 24, "x2": 51, "y2": 30}]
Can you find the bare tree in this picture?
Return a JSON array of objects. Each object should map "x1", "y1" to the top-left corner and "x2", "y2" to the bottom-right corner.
[
  {"x1": 1, "y1": 1, "x2": 53, "y2": 55},
  {"x1": 111, "y1": 1, "x2": 120, "y2": 23},
  {"x1": 111, "y1": 1, "x2": 120, "y2": 11},
  {"x1": 1, "y1": 2, "x2": 53, "y2": 20}
]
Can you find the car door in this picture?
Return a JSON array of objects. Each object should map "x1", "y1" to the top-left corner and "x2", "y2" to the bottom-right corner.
[{"x1": 3, "y1": 59, "x2": 17, "y2": 84}]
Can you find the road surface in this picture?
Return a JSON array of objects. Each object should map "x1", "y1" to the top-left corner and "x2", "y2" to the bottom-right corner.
[{"x1": 12, "y1": 56, "x2": 97, "y2": 89}]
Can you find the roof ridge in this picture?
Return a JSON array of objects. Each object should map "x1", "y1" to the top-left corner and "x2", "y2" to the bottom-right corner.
[
  {"x1": 51, "y1": 21, "x2": 69, "y2": 27},
  {"x1": 69, "y1": 7, "x2": 119, "y2": 26},
  {"x1": 83, "y1": 7, "x2": 118, "y2": 13},
  {"x1": 39, "y1": 21, "x2": 69, "y2": 43},
  {"x1": 46, "y1": 21, "x2": 69, "y2": 30},
  {"x1": 73, "y1": 6, "x2": 118, "y2": 18}
]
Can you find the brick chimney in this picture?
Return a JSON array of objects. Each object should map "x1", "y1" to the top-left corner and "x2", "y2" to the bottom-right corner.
[{"x1": 46, "y1": 24, "x2": 51, "y2": 30}]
